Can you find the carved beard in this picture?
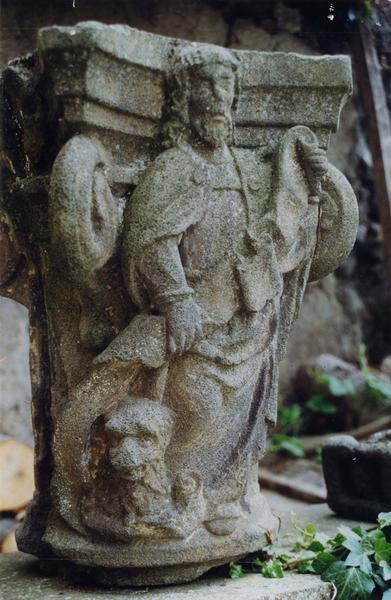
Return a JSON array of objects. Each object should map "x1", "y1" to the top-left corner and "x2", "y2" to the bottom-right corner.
[
  {"x1": 192, "y1": 114, "x2": 232, "y2": 148},
  {"x1": 121, "y1": 460, "x2": 170, "y2": 516}
]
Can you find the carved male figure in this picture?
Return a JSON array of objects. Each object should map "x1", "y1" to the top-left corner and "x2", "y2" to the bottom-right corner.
[{"x1": 121, "y1": 44, "x2": 344, "y2": 535}]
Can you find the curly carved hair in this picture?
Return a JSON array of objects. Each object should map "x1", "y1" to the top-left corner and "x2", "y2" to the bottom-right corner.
[{"x1": 163, "y1": 42, "x2": 241, "y2": 148}]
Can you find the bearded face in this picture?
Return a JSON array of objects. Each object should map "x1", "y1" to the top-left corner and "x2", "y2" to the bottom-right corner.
[{"x1": 188, "y1": 63, "x2": 236, "y2": 148}]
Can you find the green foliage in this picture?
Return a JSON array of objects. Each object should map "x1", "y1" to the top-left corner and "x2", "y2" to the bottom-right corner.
[
  {"x1": 306, "y1": 393, "x2": 337, "y2": 415},
  {"x1": 278, "y1": 403, "x2": 302, "y2": 434},
  {"x1": 313, "y1": 446, "x2": 323, "y2": 464},
  {"x1": 362, "y1": 0, "x2": 373, "y2": 19},
  {"x1": 313, "y1": 551, "x2": 337, "y2": 573},
  {"x1": 304, "y1": 368, "x2": 354, "y2": 419},
  {"x1": 339, "y1": 525, "x2": 374, "y2": 574},
  {"x1": 259, "y1": 559, "x2": 284, "y2": 579},
  {"x1": 379, "y1": 513, "x2": 391, "y2": 529},
  {"x1": 357, "y1": 344, "x2": 391, "y2": 405},
  {"x1": 229, "y1": 562, "x2": 245, "y2": 579},
  {"x1": 272, "y1": 345, "x2": 391, "y2": 461},
  {"x1": 363, "y1": 371, "x2": 391, "y2": 405},
  {"x1": 270, "y1": 405, "x2": 304, "y2": 458},
  {"x1": 228, "y1": 512, "x2": 391, "y2": 598},
  {"x1": 309, "y1": 369, "x2": 356, "y2": 397},
  {"x1": 269, "y1": 434, "x2": 305, "y2": 458},
  {"x1": 374, "y1": 534, "x2": 391, "y2": 564},
  {"x1": 322, "y1": 562, "x2": 375, "y2": 599},
  {"x1": 306, "y1": 344, "x2": 391, "y2": 423}
]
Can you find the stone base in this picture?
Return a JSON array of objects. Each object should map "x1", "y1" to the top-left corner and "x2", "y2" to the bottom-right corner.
[
  {"x1": 37, "y1": 490, "x2": 279, "y2": 586},
  {"x1": 0, "y1": 553, "x2": 334, "y2": 599},
  {"x1": 52, "y1": 559, "x2": 225, "y2": 587}
]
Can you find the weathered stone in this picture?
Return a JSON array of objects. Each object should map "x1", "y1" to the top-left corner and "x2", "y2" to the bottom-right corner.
[
  {"x1": 323, "y1": 430, "x2": 391, "y2": 522},
  {"x1": 0, "y1": 503, "x2": 368, "y2": 599},
  {"x1": 1, "y1": 22, "x2": 358, "y2": 586},
  {"x1": 0, "y1": 553, "x2": 334, "y2": 600},
  {"x1": 279, "y1": 278, "x2": 363, "y2": 391}
]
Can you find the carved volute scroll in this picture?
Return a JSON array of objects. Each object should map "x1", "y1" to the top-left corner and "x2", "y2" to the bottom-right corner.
[
  {"x1": 49, "y1": 134, "x2": 121, "y2": 349},
  {"x1": 1, "y1": 22, "x2": 358, "y2": 586}
]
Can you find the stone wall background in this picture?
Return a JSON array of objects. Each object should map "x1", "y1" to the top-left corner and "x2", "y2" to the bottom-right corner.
[{"x1": 1, "y1": 0, "x2": 390, "y2": 444}]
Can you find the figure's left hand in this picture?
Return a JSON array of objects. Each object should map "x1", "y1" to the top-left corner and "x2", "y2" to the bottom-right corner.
[{"x1": 298, "y1": 140, "x2": 329, "y2": 182}]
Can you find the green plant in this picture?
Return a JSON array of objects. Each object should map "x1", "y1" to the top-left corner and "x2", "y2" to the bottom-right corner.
[
  {"x1": 306, "y1": 393, "x2": 338, "y2": 415},
  {"x1": 304, "y1": 369, "x2": 356, "y2": 418},
  {"x1": 272, "y1": 345, "x2": 391, "y2": 459},
  {"x1": 362, "y1": 0, "x2": 373, "y2": 19},
  {"x1": 313, "y1": 446, "x2": 323, "y2": 465},
  {"x1": 306, "y1": 344, "x2": 391, "y2": 419},
  {"x1": 229, "y1": 512, "x2": 391, "y2": 599},
  {"x1": 358, "y1": 344, "x2": 391, "y2": 406},
  {"x1": 309, "y1": 369, "x2": 356, "y2": 398},
  {"x1": 278, "y1": 403, "x2": 302, "y2": 434},
  {"x1": 269, "y1": 434, "x2": 306, "y2": 458}
]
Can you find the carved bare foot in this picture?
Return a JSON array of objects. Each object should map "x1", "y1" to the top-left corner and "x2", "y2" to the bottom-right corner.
[{"x1": 204, "y1": 502, "x2": 242, "y2": 536}]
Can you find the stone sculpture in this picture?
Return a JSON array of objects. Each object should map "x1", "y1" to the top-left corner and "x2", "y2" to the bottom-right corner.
[
  {"x1": 1, "y1": 22, "x2": 358, "y2": 585},
  {"x1": 323, "y1": 430, "x2": 391, "y2": 522}
]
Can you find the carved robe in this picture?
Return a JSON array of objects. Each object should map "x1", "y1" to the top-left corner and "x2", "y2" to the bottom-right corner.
[{"x1": 121, "y1": 133, "x2": 355, "y2": 510}]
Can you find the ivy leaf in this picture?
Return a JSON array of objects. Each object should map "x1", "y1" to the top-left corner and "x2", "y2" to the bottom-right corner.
[
  {"x1": 313, "y1": 551, "x2": 337, "y2": 574},
  {"x1": 352, "y1": 526, "x2": 366, "y2": 538},
  {"x1": 322, "y1": 562, "x2": 375, "y2": 600},
  {"x1": 327, "y1": 376, "x2": 355, "y2": 397},
  {"x1": 306, "y1": 394, "x2": 337, "y2": 414},
  {"x1": 338, "y1": 526, "x2": 374, "y2": 574},
  {"x1": 252, "y1": 557, "x2": 264, "y2": 570},
  {"x1": 261, "y1": 560, "x2": 284, "y2": 579},
  {"x1": 364, "y1": 372, "x2": 391, "y2": 403},
  {"x1": 308, "y1": 540, "x2": 325, "y2": 553},
  {"x1": 379, "y1": 560, "x2": 391, "y2": 582},
  {"x1": 344, "y1": 551, "x2": 373, "y2": 576},
  {"x1": 339, "y1": 525, "x2": 360, "y2": 544},
  {"x1": 329, "y1": 532, "x2": 347, "y2": 549},
  {"x1": 379, "y1": 513, "x2": 391, "y2": 529},
  {"x1": 310, "y1": 371, "x2": 355, "y2": 397},
  {"x1": 315, "y1": 532, "x2": 331, "y2": 547},
  {"x1": 373, "y1": 571, "x2": 389, "y2": 592},
  {"x1": 303, "y1": 522, "x2": 317, "y2": 543},
  {"x1": 375, "y1": 534, "x2": 391, "y2": 564},
  {"x1": 229, "y1": 562, "x2": 245, "y2": 579},
  {"x1": 278, "y1": 404, "x2": 302, "y2": 435},
  {"x1": 297, "y1": 560, "x2": 317, "y2": 574}
]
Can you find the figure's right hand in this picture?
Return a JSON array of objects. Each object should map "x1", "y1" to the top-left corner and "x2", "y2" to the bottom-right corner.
[{"x1": 164, "y1": 297, "x2": 203, "y2": 355}]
